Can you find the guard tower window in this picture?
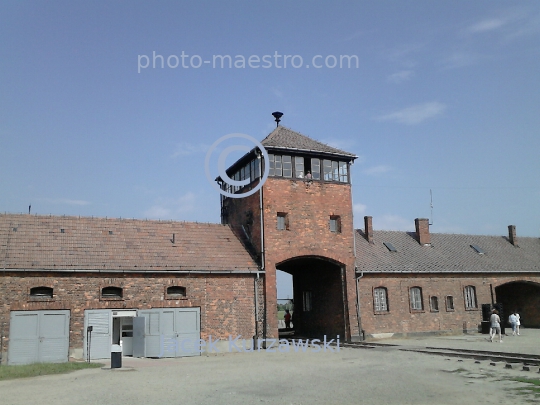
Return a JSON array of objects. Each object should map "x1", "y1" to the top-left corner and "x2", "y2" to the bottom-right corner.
[
  {"x1": 277, "y1": 212, "x2": 289, "y2": 230},
  {"x1": 329, "y1": 215, "x2": 341, "y2": 233},
  {"x1": 282, "y1": 155, "x2": 292, "y2": 177},
  {"x1": 322, "y1": 159, "x2": 349, "y2": 183},
  {"x1": 323, "y1": 159, "x2": 332, "y2": 180},
  {"x1": 30, "y1": 286, "x2": 53, "y2": 298},
  {"x1": 101, "y1": 286, "x2": 123, "y2": 299},
  {"x1": 311, "y1": 158, "x2": 321, "y2": 180},
  {"x1": 339, "y1": 161, "x2": 348, "y2": 182},
  {"x1": 295, "y1": 156, "x2": 304, "y2": 178}
]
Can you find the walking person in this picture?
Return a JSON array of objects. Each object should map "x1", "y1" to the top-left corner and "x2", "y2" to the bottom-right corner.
[
  {"x1": 284, "y1": 309, "x2": 292, "y2": 329},
  {"x1": 489, "y1": 309, "x2": 502, "y2": 343},
  {"x1": 515, "y1": 312, "x2": 521, "y2": 335},
  {"x1": 509, "y1": 312, "x2": 518, "y2": 336}
]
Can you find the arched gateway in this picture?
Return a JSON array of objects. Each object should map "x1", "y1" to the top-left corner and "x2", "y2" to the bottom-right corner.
[
  {"x1": 277, "y1": 256, "x2": 347, "y2": 338},
  {"x1": 495, "y1": 281, "x2": 540, "y2": 328},
  {"x1": 219, "y1": 124, "x2": 360, "y2": 341}
]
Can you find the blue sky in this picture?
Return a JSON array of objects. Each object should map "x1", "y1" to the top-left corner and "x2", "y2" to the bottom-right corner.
[{"x1": 2, "y1": 2, "x2": 540, "y2": 297}]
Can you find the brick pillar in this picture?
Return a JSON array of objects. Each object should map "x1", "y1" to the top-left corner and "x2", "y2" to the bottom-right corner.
[{"x1": 415, "y1": 218, "x2": 431, "y2": 246}]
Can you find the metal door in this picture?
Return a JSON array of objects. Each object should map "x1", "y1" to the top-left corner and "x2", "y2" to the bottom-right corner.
[
  {"x1": 176, "y1": 308, "x2": 200, "y2": 357},
  {"x1": 84, "y1": 310, "x2": 112, "y2": 360},
  {"x1": 8, "y1": 310, "x2": 70, "y2": 365},
  {"x1": 137, "y1": 308, "x2": 200, "y2": 358},
  {"x1": 132, "y1": 316, "x2": 146, "y2": 358}
]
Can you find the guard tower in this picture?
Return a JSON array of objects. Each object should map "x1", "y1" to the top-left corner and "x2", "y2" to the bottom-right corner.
[{"x1": 219, "y1": 116, "x2": 359, "y2": 341}]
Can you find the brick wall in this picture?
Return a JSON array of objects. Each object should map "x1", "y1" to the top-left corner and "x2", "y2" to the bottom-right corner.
[
  {"x1": 262, "y1": 178, "x2": 358, "y2": 340},
  {"x1": 223, "y1": 177, "x2": 359, "y2": 340},
  {"x1": 0, "y1": 272, "x2": 256, "y2": 359},
  {"x1": 359, "y1": 273, "x2": 540, "y2": 337}
]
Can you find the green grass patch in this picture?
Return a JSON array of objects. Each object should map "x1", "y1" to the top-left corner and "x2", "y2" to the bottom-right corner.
[
  {"x1": 508, "y1": 377, "x2": 540, "y2": 398},
  {"x1": 0, "y1": 362, "x2": 103, "y2": 381}
]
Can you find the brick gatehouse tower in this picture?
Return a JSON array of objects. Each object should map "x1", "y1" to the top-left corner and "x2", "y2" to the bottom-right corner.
[{"x1": 219, "y1": 116, "x2": 360, "y2": 341}]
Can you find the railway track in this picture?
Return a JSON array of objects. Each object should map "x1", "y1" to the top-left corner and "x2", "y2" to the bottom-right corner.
[{"x1": 342, "y1": 341, "x2": 540, "y2": 370}]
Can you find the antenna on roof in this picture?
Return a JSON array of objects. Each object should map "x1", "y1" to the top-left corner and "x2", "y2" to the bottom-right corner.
[
  {"x1": 429, "y1": 189, "x2": 434, "y2": 226},
  {"x1": 28, "y1": 204, "x2": 31, "y2": 215},
  {"x1": 272, "y1": 111, "x2": 283, "y2": 127}
]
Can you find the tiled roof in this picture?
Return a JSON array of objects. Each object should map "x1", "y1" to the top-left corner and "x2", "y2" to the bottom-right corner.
[
  {"x1": 0, "y1": 214, "x2": 259, "y2": 272},
  {"x1": 355, "y1": 229, "x2": 540, "y2": 274},
  {"x1": 261, "y1": 126, "x2": 357, "y2": 158}
]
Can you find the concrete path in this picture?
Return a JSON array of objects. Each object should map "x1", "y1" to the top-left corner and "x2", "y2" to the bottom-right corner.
[{"x1": 1, "y1": 331, "x2": 539, "y2": 404}]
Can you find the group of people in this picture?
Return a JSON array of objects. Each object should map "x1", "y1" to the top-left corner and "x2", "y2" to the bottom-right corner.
[{"x1": 489, "y1": 309, "x2": 521, "y2": 342}]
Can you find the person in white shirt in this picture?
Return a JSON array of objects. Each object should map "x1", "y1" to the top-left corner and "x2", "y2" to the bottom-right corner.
[
  {"x1": 509, "y1": 313, "x2": 518, "y2": 336},
  {"x1": 489, "y1": 309, "x2": 502, "y2": 343},
  {"x1": 515, "y1": 312, "x2": 521, "y2": 335}
]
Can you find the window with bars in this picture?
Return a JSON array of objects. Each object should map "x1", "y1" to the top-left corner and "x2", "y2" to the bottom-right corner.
[
  {"x1": 373, "y1": 287, "x2": 388, "y2": 312},
  {"x1": 464, "y1": 286, "x2": 477, "y2": 309},
  {"x1": 409, "y1": 287, "x2": 423, "y2": 310}
]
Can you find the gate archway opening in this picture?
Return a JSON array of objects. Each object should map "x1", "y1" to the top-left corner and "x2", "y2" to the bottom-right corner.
[
  {"x1": 277, "y1": 256, "x2": 345, "y2": 339},
  {"x1": 495, "y1": 281, "x2": 540, "y2": 328}
]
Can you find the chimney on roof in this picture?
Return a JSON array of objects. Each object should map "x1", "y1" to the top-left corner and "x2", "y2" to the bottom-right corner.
[
  {"x1": 415, "y1": 218, "x2": 431, "y2": 246},
  {"x1": 364, "y1": 216, "x2": 374, "y2": 243},
  {"x1": 508, "y1": 225, "x2": 518, "y2": 247}
]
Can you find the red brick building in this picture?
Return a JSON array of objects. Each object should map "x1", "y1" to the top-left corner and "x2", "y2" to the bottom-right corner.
[{"x1": 1, "y1": 123, "x2": 539, "y2": 364}]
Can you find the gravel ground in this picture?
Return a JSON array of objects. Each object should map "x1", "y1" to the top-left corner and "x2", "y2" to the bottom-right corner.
[{"x1": 1, "y1": 342, "x2": 538, "y2": 405}]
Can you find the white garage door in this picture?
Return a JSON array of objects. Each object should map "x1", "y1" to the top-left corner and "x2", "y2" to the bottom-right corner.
[
  {"x1": 136, "y1": 308, "x2": 200, "y2": 358},
  {"x1": 83, "y1": 309, "x2": 112, "y2": 360},
  {"x1": 8, "y1": 310, "x2": 70, "y2": 365}
]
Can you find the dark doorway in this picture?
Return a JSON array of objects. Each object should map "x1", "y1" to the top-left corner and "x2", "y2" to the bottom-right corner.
[
  {"x1": 495, "y1": 281, "x2": 540, "y2": 327},
  {"x1": 277, "y1": 256, "x2": 345, "y2": 339}
]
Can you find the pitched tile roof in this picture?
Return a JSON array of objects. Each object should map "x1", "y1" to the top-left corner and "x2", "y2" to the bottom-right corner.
[
  {"x1": 261, "y1": 126, "x2": 357, "y2": 159},
  {"x1": 0, "y1": 214, "x2": 259, "y2": 272},
  {"x1": 355, "y1": 229, "x2": 540, "y2": 274}
]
